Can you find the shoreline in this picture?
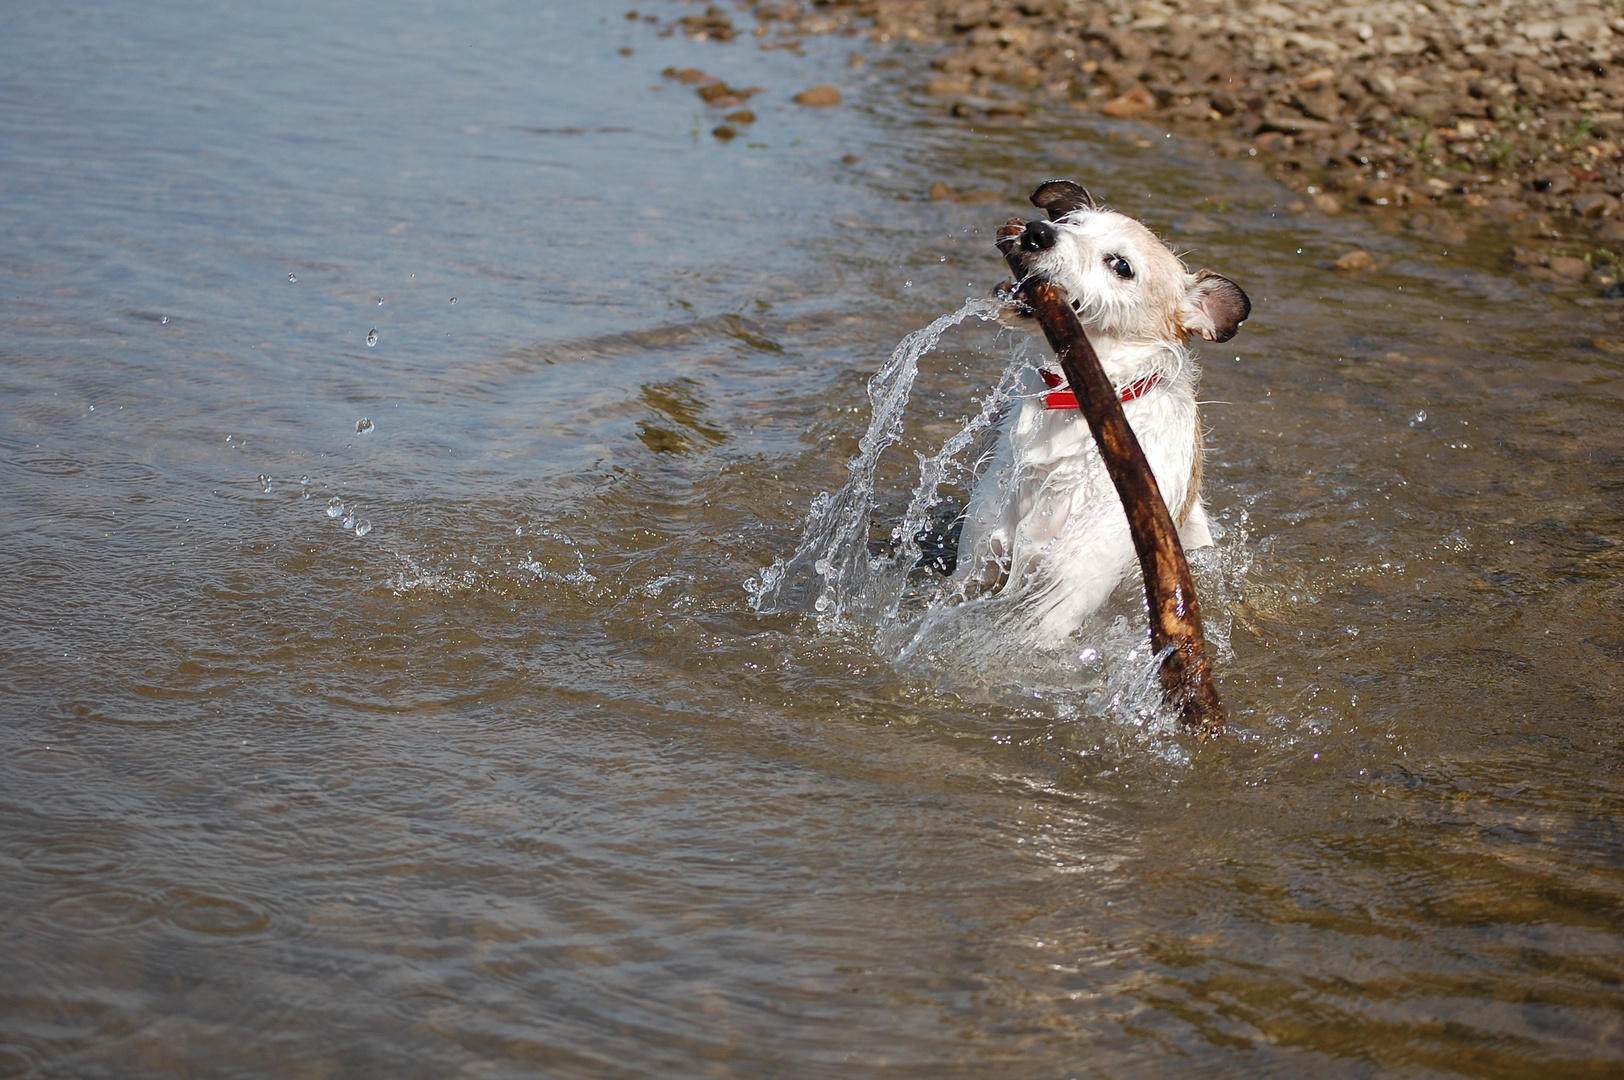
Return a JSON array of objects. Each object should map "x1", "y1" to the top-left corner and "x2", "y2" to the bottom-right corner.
[{"x1": 658, "y1": 2, "x2": 1624, "y2": 294}]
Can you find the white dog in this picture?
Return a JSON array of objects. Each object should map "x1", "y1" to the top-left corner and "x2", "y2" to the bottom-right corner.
[{"x1": 952, "y1": 181, "x2": 1250, "y2": 645}]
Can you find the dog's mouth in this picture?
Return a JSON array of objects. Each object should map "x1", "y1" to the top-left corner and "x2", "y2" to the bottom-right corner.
[{"x1": 994, "y1": 216, "x2": 1064, "y2": 317}]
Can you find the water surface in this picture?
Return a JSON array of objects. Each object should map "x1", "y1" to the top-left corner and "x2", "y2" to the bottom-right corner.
[{"x1": 3, "y1": 2, "x2": 1622, "y2": 1077}]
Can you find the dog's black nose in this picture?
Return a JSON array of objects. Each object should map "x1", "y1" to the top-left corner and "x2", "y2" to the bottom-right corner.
[{"x1": 1019, "y1": 219, "x2": 1057, "y2": 252}]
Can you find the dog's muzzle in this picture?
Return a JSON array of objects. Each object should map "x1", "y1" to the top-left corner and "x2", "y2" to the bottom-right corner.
[{"x1": 1018, "y1": 219, "x2": 1057, "y2": 252}]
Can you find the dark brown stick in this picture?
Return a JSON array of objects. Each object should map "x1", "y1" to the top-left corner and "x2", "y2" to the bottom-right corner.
[{"x1": 997, "y1": 229, "x2": 1225, "y2": 741}]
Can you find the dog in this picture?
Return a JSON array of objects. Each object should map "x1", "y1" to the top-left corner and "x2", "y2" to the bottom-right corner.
[{"x1": 951, "y1": 181, "x2": 1250, "y2": 645}]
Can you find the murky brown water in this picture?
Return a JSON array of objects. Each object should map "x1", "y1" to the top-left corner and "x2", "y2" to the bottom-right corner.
[{"x1": 3, "y1": 3, "x2": 1622, "y2": 1077}]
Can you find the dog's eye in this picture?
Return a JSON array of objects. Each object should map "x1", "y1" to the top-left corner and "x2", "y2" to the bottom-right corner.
[{"x1": 1105, "y1": 255, "x2": 1134, "y2": 280}]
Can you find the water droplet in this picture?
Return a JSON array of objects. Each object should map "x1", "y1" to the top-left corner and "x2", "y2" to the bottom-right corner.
[
  {"x1": 939, "y1": 256, "x2": 946, "y2": 262},
  {"x1": 258, "y1": 474, "x2": 272, "y2": 492},
  {"x1": 341, "y1": 511, "x2": 355, "y2": 529},
  {"x1": 1410, "y1": 409, "x2": 1427, "y2": 425},
  {"x1": 300, "y1": 475, "x2": 310, "y2": 485},
  {"x1": 813, "y1": 595, "x2": 830, "y2": 612},
  {"x1": 448, "y1": 297, "x2": 457, "y2": 304},
  {"x1": 160, "y1": 316, "x2": 169, "y2": 325},
  {"x1": 353, "y1": 519, "x2": 372, "y2": 537},
  {"x1": 1079, "y1": 647, "x2": 1099, "y2": 664},
  {"x1": 365, "y1": 328, "x2": 378, "y2": 347},
  {"x1": 376, "y1": 298, "x2": 384, "y2": 306},
  {"x1": 903, "y1": 280, "x2": 913, "y2": 288},
  {"x1": 326, "y1": 497, "x2": 344, "y2": 518},
  {"x1": 288, "y1": 273, "x2": 297, "y2": 283},
  {"x1": 814, "y1": 559, "x2": 832, "y2": 576},
  {"x1": 355, "y1": 418, "x2": 374, "y2": 434},
  {"x1": 514, "y1": 527, "x2": 524, "y2": 536}
]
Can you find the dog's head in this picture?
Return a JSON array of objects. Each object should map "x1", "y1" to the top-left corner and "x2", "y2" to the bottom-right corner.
[{"x1": 1000, "y1": 180, "x2": 1250, "y2": 345}]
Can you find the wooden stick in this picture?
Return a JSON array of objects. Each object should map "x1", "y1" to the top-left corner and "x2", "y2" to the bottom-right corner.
[{"x1": 997, "y1": 223, "x2": 1225, "y2": 741}]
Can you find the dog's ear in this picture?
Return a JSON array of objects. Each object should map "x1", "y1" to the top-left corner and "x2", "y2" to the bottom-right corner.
[
  {"x1": 1179, "y1": 270, "x2": 1250, "y2": 343},
  {"x1": 1030, "y1": 180, "x2": 1097, "y2": 221}
]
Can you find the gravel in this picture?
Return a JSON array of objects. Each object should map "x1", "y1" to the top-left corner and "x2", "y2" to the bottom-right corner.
[{"x1": 652, "y1": 1, "x2": 1624, "y2": 289}]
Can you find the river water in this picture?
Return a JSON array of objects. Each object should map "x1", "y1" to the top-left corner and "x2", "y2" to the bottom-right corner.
[{"x1": 3, "y1": 2, "x2": 1621, "y2": 1077}]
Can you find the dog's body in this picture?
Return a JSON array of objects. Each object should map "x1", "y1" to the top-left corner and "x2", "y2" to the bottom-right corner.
[{"x1": 953, "y1": 183, "x2": 1249, "y2": 645}]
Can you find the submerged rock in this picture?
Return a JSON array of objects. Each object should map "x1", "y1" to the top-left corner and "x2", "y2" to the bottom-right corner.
[{"x1": 793, "y1": 85, "x2": 842, "y2": 107}]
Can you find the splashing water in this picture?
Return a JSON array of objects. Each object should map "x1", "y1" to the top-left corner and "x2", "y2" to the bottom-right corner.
[
  {"x1": 747, "y1": 298, "x2": 1002, "y2": 625},
  {"x1": 747, "y1": 298, "x2": 1254, "y2": 743}
]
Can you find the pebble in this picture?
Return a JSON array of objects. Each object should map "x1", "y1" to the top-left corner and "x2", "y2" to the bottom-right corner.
[
  {"x1": 1101, "y1": 86, "x2": 1156, "y2": 118},
  {"x1": 793, "y1": 85, "x2": 841, "y2": 107},
  {"x1": 1547, "y1": 255, "x2": 1592, "y2": 280},
  {"x1": 1335, "y1": 250, "x2": 1376, "y2": 272},
  {"x1": 727, "y1": 0, "x2": 1624, "y2": 293}
]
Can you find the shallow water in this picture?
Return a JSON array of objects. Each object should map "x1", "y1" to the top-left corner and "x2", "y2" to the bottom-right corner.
[{"x1": 3, "y1": 2, "x2": 1623, "y2": 1077}]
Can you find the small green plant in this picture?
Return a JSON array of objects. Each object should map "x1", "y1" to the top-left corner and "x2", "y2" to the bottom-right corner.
[{"x1": 1559, "y1": 115, "x2": 1596, "y2": 149}]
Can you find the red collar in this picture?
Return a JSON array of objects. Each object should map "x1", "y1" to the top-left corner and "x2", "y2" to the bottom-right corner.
[{"x1": 1039, "y1": 369, "x2": 1161, "y2": 410}]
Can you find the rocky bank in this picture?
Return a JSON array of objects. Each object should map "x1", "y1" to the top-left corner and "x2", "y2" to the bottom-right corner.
[{"x1": 647, "y1": 1, "x2": 1624, "y2": 291}]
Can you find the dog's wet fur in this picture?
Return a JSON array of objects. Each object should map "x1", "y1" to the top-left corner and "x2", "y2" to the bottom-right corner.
[{"x1": 949, "y1": 180, "x2": 1250, "y2": 645}]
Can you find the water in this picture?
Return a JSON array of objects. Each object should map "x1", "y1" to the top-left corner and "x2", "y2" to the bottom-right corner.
[{"x1": 3, "y1": 2, "x2": 1623, "y2": 1077}]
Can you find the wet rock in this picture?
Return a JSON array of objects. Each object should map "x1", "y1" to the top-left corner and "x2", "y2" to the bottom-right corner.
[
  {"x1": 1335, "y1": 250, "x2": 1376, "y2": 271},
  {"x1": 734, "y1": 0, "x2": 1624, "y2": 246},
  {"x1": 929, "y1": 181, "x2": 1000, "y2": 203},
  {"x1": 697, "y1": 82, "x2": 762, "y2": 105},
  {"x1": 662, "y1": 67, "x2": 714, "y2": 84},
  {"x1": 1531, "y1": 173, "x2": 1576, "y2": 196},
  {"x1": 793, "y1": 85, "x2": 842, "y2": 106},
  {"x1": 1408, "y1": 210, "x2": 1468, "y2": 245},
  {"x1": 984, "y1": 98, "x2": 1028, "y2": 117},
  {"x1": 1101, "y1": 85, "x2": 1156, "y2": 117},
  {"x1": 1312, "y1": 193, "x2": 1343, "y2": 214},
  {"x1": 725, "y1": 110, "x2": 757, "y2": 125},
  {"x1": 1292, "y1": 87, "x2": 1342, "y2": 122},
  {"x1": 678, "y1": 6, "x2": 737, "y2": 41},
  {"x1": 1359, "y1": 182, "x2": 1413, "y2": 208},
  {"x1": 1261, "y1": 108, "x2": 1338, "y2": 137},
  {"x1": 1547, "y1": 256, "x2": 1591, "y2": 280},
  {"x1": 1482, "y1": 198, "x2": 1528, "y2": 223},
  {"x1": 1173, "y1": 213, "x2": 1225, "y2": 234},
  {"x1": 1596, "y1": 219, "x2": 1624, "y2": 244},
  {"x1": 712, "y1": 124, "x2": 738, "y2": 140},
  {"x1": 1574, "y1": 193, "x2": 1622, "y2": 219}
]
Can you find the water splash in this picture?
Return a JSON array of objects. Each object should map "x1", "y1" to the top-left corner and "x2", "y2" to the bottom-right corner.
[
  {"x1": 747, "y1": 298, "x2": 1254, "y2": 741},
  {"x1": 365, "y1": 329, "x2": 379, "y2": 348},
  {"x1": 517, "y1": 528, "x2": 597, "y2": 586},
  {"x1": 747, "y1": 298, "x2": 1002, "y2": 622},
  {"x1": 355, "y1": 418, "x2": 374, "y2": 435}
]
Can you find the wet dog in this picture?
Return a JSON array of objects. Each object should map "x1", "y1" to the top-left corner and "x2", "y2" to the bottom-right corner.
[{"x1": 953, "y1": 181, "x2": 1250, "y2": 644}]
